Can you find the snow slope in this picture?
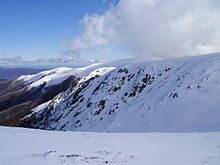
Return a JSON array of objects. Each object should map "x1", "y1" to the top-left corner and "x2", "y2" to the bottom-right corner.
[
  {"x1": 25, "y1": 53, "x2": 220, "y2": 132},
  {"x1": 0, "y1": 126, "x2": 220, "y2": 165},
  {"x1": 18, "y1": 67, "x2": 75, "y2": 90},
  {"x1": 17, "y1": 65, "x2": 117, "y2": 90}
]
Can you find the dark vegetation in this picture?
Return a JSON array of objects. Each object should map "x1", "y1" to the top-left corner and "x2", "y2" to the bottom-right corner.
[{"x1": 0, "y1": 76, "x2": 76, "y2": 127}]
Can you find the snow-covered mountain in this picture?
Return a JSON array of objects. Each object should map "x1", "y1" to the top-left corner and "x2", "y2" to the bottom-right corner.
[{"x1": 1, "y1": 53, "x2": 220, "y2": 132}]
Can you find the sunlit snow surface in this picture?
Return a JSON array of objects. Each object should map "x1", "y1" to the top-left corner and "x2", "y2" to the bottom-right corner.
[{"x1": 0, "y1": 126, "x2": 220, "y2": 165}]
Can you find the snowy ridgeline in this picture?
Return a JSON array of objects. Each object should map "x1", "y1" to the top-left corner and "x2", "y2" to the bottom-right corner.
[
  {"x1": 0, "y1": 126, "x2": 220, "y2": 165},
  {"x1": 19, "y1": 53, "x2": 220, "y2": 132}
]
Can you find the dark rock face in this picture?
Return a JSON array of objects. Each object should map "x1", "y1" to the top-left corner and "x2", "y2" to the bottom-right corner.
[
  {"x1": 28, "y1": 65, "x2": 158, "y2": 131},
  {"x1": 0, "y1": 76, "x2": 77, "y2": 127}
]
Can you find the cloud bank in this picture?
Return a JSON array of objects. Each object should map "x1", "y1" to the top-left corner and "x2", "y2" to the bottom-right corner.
[
  {"x1": 0, "y1": 53, "x2": 100, "y2": 64},
  {"x1": 68, "y1": 0, "x2": 220, "y2": 59}
]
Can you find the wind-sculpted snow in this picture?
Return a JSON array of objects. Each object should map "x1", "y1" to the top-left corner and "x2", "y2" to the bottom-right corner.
[{"x1": 24, "y1": 53, "x2": 220, "y2": 132}]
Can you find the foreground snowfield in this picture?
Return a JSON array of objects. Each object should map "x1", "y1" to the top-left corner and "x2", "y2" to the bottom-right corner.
[{"x1": 1, "y1": 127, "x2": 220, "y2": 165}]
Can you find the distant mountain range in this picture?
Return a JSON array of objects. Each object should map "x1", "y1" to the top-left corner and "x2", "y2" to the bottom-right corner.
[
  {"x1": 0, "y1": 53, "x2": 220, "y2": 132},
  {"x1": 0, "y1": 67, "x2": 44, "y2": 80}
]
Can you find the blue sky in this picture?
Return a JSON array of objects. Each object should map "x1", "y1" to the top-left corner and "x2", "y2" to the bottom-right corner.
[
  {"x1": 1, "y1": 0, "x2": 219, "y2": 65},
  {"x1": 0, "y1": 0, "x2": 120, "y2": 63}
]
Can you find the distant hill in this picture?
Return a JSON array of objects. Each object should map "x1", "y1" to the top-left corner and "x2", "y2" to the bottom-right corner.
[{"x1": 0, "y1": 67, "x2": 44, "y2": 80}]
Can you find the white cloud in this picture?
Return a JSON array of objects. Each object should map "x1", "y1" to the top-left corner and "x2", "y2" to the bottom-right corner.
[
  {"x1": 67, "y1": 13, "x2": 115, "y2": 52},
  {"x1": 0, "y1": 53, "x2": 100, "y2": 64},
  {"x1": 0, "y1": 53, "x2": 5, "y2": 59},
  {"x1": 68, "y1": 0, "x2": 220, "y2": 59},
  {"x1": 0, "y1": 53, "x2": 23, "y2": 64}
]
